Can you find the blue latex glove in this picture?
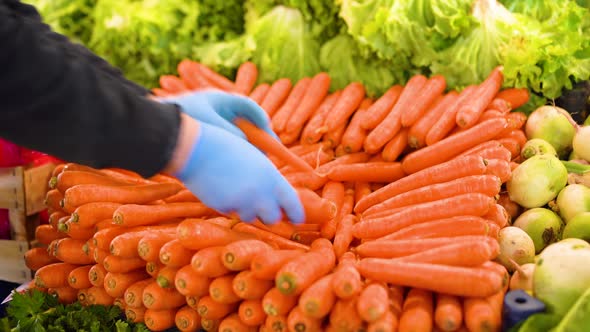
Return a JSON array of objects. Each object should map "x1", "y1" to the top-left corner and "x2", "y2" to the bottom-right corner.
[
  {"x1": 175, "y1": 120, "x2": 305, "y2": 225},
  {"x1": 159, "y1": 90, "x2": 277, "y2": 140}
]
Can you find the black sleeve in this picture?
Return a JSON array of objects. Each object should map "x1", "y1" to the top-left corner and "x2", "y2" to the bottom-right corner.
[{"x1": 0, "y1": 1, "x2": 181, "y2": 177}]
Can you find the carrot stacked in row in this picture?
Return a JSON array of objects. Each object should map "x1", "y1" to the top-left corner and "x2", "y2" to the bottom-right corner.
[{"x1": 24, "y1": 62, "x2": 532, "y2": 331}]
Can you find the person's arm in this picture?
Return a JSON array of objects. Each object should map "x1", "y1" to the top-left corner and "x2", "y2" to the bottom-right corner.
[{"x1": 0, "y1": 1, "x2": 181, "y2": 177}]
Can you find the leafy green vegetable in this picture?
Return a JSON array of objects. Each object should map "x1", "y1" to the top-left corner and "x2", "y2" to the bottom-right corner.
[
  {"x1": 22, "y1": 0, "x2": 96, "y2": 44},
  {"x1": 319, "y1": 34, "x2": 403, "y2": 97},
  {"x1": 1, "y1": 290, "x2": 148, "y2": 332},
  {"x1": 247, "y1": 6, "x2": 322, "y2": 84},
  {"x1": 88, "y1": 0, "x2": 245, "y2": 88},
  {"x1": 506, "y1": 313, "x2": 561, "y2": 332}
]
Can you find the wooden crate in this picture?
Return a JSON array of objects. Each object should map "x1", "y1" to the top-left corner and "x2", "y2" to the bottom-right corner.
[{"x1": 0, "y1": 163, "x2": 55, "y2": 283}]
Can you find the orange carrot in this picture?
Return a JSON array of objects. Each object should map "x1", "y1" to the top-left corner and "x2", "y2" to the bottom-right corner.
[
  {"x1": 126, "y1": 307, "x2": 146, "y2": 324},
  {"x1": 159, "y1": 75, "x2": 188, "y2": 94},
  {"x1": 435, "y1": 294, "x2": 464, "y2": 332},
  {"x1": 219, "y1": 313, "x2": 258, "y2": 332},
  {"x1": 55, "y1": 170, "x2": 130, "y2": 193},
  {"x1": 496, "y1": 88, "x2": 529, "y2": 110},
  {"x1": 390, "y1": 237, "x2": 498, "y2": 267},
  {"x1": 363, "y1": 174, "x2": 501, "y2": 216},
  {"x1": 235, "y1": 118, "x2": 315, "y2": 173},
  {"x1": 143, "y1": 280, "x2": 186, "y2": 310},
  {"x1": 249, "y1": 83, "x2": 271, "y2": 105},
  {"x1": 45, "y1": 189, "x2": 64, "y2": 211},
  {"x1": 331, "y1": 252, "x2": 362, "y2": 299},
  {"x1": 138, "y1": 232, "x2": 177, "y2": 262},
  {"x1": 339, "y1": 98, "x2": 373, "y2": 153},
  {"x1": 287, "y1": 306, "x2": 322, "y2": 332},
  {"x1": 24, "y1": 247, "x2": 60, "y2": 271},
  {"x1": 282, "y1": 73, "x2": 331, "y2": 143},
  {"x1": 238, "y1": 300, "x2": 266, "y2": 327},
  {"x1": 51, "y1": 163, "x2": 66, "y2": 177},
  {"x1": 175, "y1": 305, "x2": 202, "y2": 332},
  {"x1": 209, "y1": 274, "x2": 241, "y2": 304},
  {"x1": 456, "y1": 67, "x2": 503, "y2": 129},
  {"x1": 484, "y1": 203, "x2": 510, "y2": 228},
  {"x1": 48, "y1": 211, "x2": 67, "y2": 229},
  {"x1": 198, "y1": 295, "x2": 239, "y2": 320},
  {"x1": 426, "y1": 85, "x2": 478, "y2": 145},
  {"x1": 333, "y1": 214, "x2": 356, "y2": 259},
  {"x1": 367, "y1": 309, "x2": 398, "y2": 332},
  {"x1": 408, "y1": 92, "x2": 458, "y2": 149},
  {"x1": 189, "y1": 246, "x2": 230, "y2": 278},
  {"x1": 67, "y1": 265, "x2": 93, "y2": 289},
  {"x1": 300, "y1": 92, "x2": 342, "y2": 144},
  {"x1": 364, "y1": 75, "x2": 428, "y2": 153},
  {"x1": 174, "y1": 265, "x2": 211, "y2": 298},
  {"x1": 275, "y1": 238, "x2": 336, "y2": 296},
  {"x1": 379, "y1": 216, "x2": 498, "y2": 241},
  {"x1": 159, "y1": 239, "x2": 196, "y2": 268},
  {"x1": 177, "y1": 60, "x2": 213, "y2": 89},
  {"x1": 196, "y1": 63, "x2": 237, "y2": 92},
  {"x1": 326, "y1": 162, "x2": 405, "y2": 183},
  {"x1": 262, "y1": 287, "x2": 298, "y2": 317},
  {"x1": 500, "y1": 129, "x2": 528, "y2": 149},
  {"x1": 402, "y1": 117, "x2": 508, "y2": 174},
  {"x1": 156, "y1": 265, "x2": 179, "y2": 289},
  {"x1": 398, "y1": 288, "x2": 434, "y2": 332},
  {"x1": 360, "y1": 85, "x2": 404, "y2": 130},
  {"x1": 297, "y1": 187, "x2": 338, "y2": 224},
  {"x1": 163, "y1": 189, "x2": 200, "y2": 203},
  {"x1": 354, "y1": 182, "x2": 372, "y2": 206},
  {"x1": 232, "y1": 270, "x2": 274, "y2": 300},
  {"x1": 325, "y1": 82, "x2": 366, "y2": 132},
  {"x1": 232, "y1": 223, "x2": 310, "y2": 251},
  {"x1": 291, "y1": 230, "x2": 321, "y2": 245},
  {"x1": 485, "y1": 159, "x2": 512, "y2": 183},
  {"x1": 358, "y1": 259, "x2": 503, "y2": 297},
  {"x1": 401, "y1": 75, "x2": 447, "y2": 127},
  {"x1": 271, "y1": 77, "x2": 311, "y2": 133},
  {"x1": 86, "y1": 286, "x2": 114, "y2": 306},
  {"x1": 264, "y1": 314, "x2": 288, "y2": 332},
  {"x1": 64, "y1": 182, "x2": 182, "y2": 207},
  {"x1": 103, "y1": 255, "x2": 146, "y2": 273},
  {"x1": 177, "y1": 218, "x2": 252, "y2": 250},
  {"x1": 104, "y1": 270, "x2": 149, "y2": 298},
  {"x1": 251, "y1": 249, "x2": 305, "y2": 280},
  {"x1": 381, "y1": 128, "x2": 409, "y2": 162},
  {"x1": 35, "y1": 224, "x2": 67, "y2": 245},
  {"x1": 110, "y1": 229, "x2": 176, "y2": 257},
  {"x1": 321, "y1": 187, "x2": 354, "y2": 241},
  {"x1": 354, "y1": 193, "x2": 495, "y2": 239},
  {"x1": 497, "y1": 193, "x2": 522, "y2": 220},
  {"x1": 145, "y1": 308, "x2": 177, "y2": 332},
  {"x1": 355, "y1": 155, "x2": 487, "y2": 213},
  {"x1": 261, "y1": 78, "x2": 292, "y2": 116},
  {"x1": 200, "y1": 317, "x2": 221, "y2": 332},
  {"x1": 53, "y1": 238, "x2": 94, "y2": 265},
  {"x1": 48, "y1": 286, "x2": 78, "y2": 304},
  {"x1": 88, "y1": 264, "x2": 107, "y2": 287},
  {"x1": 463, "y1": 297, "x2": 497, "y2": 332},
  {"x1": 357, "y1": 282, "x2": 389, "y2": 323},
  {"x1": 34, "y1": 262, "x2": 79, "y2": 288},
  {"x1": 124, "y1": 278, "x2": 152, "y2": 308},
  {"x1": 146, "y1": 261, "x2": 165, "y2": 278},
  {"x1": 465, "y1": 145, "x2": 512, "y2": 162},
  {"x1": 329, "y1": 297, "x2": 364, "y2": 332},
  {"x1": 222, "y1": 239, "x2": 274, "y2": 271},
  {"x1": 298, "y1": 273, "x2": 336, "y2": 318},
  {"x1": 112, "y1": 202, "x2": 213, "y2": 227},
  {"x1": 235, "y1": 62, "x2": 258, "y2": 95},
  {"x1": 256, "y1": 220, "x2": 296, "y2": 240},
  {"x1": 497, "y1": 138, "x2": 521, "y2": 160}
]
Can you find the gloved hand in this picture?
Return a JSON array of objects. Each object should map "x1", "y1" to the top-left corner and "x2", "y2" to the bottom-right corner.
[
  {"x1": 174, "y1": 120, "x2": 305, "y2": 225},
  {"x1": 159, "y1": 90, "x2": 277, "y2": 140}
]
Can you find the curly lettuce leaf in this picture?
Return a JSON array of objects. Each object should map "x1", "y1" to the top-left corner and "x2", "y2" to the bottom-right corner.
[
  {"x1": 193, "y1": 36, "x2": 255, "y2": 80},
  {"x1": 22, "y1": 0, "x2": 95, "y2": 44},
  {"x1": 319, "y1": 34, "x2": 405, "y2": 96},
  {"x1": 247, "y1": 6, "x2": 322, "y2": 84}
]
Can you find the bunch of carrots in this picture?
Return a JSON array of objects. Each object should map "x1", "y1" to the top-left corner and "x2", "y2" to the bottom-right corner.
[{"x1": 23, "y1": 59, "x2": 531, "y2": 332}]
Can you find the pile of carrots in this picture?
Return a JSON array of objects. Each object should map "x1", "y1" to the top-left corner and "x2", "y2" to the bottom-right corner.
[{"x1": 23, "y1": 60, "x2": 532, "y2": 332}]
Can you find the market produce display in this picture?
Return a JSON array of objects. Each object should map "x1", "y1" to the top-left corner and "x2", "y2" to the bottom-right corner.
[
  {"x1": 23, "y1": 0, "x2": 590, "y2": 112},
  {"x1": 0, "y1": 60, "x2": 542, "y2": 332}
]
